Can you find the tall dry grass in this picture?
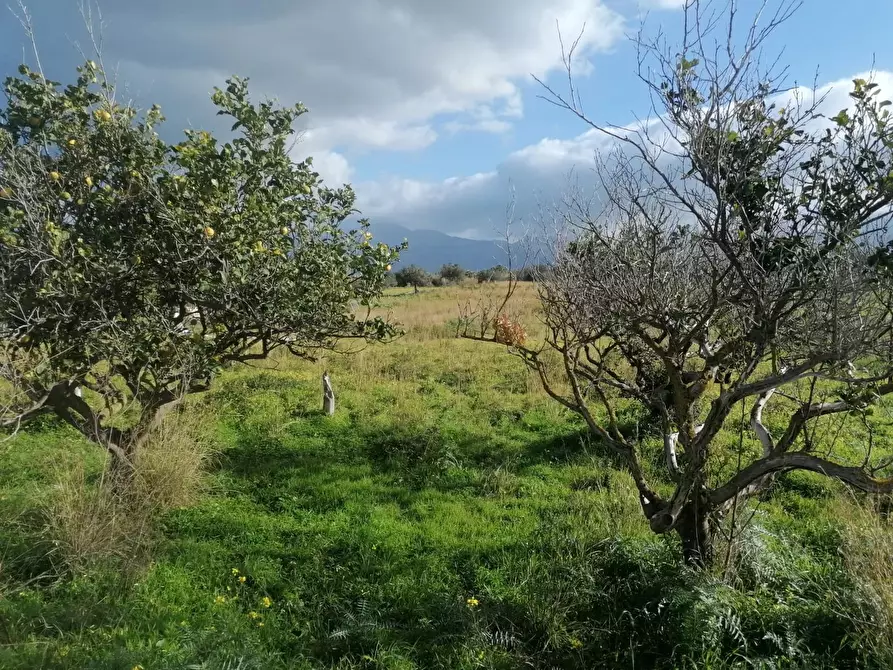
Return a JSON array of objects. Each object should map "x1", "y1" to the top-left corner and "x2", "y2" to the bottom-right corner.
[
  {"x1": 374, "y1": 281, "x2": 543, "y2": 342},
  {"x1": 44, "y1": 462, "x2": 155, "y2": 574},
  {"x1": 837, "y1": 494, "x2": 893, "y2": 654},
  {"x1": 133, "y1": 403, "x2": 219, "y2": 510},
  {"x1": 44, "y1": 403, "x2": 217, "y2": 573}
]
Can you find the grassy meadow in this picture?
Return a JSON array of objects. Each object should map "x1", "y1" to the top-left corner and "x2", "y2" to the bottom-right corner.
[{"x1": 2, "y1": 282, "x2": 893, "y2": 669}]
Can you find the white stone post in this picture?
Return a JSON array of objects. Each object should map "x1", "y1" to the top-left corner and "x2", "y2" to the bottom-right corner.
[{"x1": 322, "y1": 371, "x2": 335, "y2": 416}]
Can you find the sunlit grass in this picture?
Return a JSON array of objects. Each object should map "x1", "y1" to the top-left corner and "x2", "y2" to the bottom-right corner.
[{"x1": 1, "y1": 282, "x2": 892, "y2": 669}]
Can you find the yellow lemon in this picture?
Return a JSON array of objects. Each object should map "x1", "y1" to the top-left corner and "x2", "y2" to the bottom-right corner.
[
  {"x1": 280, "y1": 227, "x2": 289, "y2": 236},
  {"x1": 203, "y1": 226, "x2": 215, "y2": 239},
  {"x1": 386, "y1": 264, "x2": 392, "y2": 271},
  {"x1": 85, "y1": 176, "x2": 93, "y2": 187},
  {"x1": 67, "y1": 139, "x2": 77, "y2": 147},
  {"x1": 49, "y1": 171, "x2": 61, "y2": 181},
  {"x1": 302, "y1": 184, "x2": 311, "y2": 194}
]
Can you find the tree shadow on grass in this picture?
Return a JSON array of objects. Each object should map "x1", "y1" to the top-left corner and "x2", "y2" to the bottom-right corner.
[
  {"x1": 216, "y1": 410, "x2": 646, "y2": 512},
  {"x1": 517, "y1": 428, "x2": 635, "y2": 471}
]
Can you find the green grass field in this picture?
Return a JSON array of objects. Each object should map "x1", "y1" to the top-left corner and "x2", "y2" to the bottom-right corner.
[{"x1": 2, "y1": 284, "x2": 893, "y2": 669}]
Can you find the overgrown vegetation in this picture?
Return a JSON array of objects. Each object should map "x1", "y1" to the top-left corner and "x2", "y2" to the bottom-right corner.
[
  {"x1": 3, "y1": 1, "x2": 893, "y2": 668},
  {"x1": 2, "y1": 285, "x2": 893, "y2": 669}
]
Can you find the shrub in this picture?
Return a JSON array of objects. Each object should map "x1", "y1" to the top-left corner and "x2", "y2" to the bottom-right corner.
[
  {"x1": 394, "y1": 264, "x2": 431, "y2": 288},
  {"x1": 439, "y1": 263, "x2": 465, "y2": 284},
  {"x1": 476, "y1": 265, "x2": 510, "y2": 283}
]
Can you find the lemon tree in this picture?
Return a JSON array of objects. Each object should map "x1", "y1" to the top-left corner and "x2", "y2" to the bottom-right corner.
[{"x1": 0, "y1": 61, "x2": 402, "y2": 475}]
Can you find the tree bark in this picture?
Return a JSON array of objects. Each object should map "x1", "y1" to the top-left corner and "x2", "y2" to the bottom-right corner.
[
  {"x1": 675, "y1": 497, "x2": 715, "y2": 568},
  {"x1": 104, "y1": 435, "x2": 138, "y2": 497},
  {"x1": 322, "y1": 371, "x2": 335, "y2": 416}
]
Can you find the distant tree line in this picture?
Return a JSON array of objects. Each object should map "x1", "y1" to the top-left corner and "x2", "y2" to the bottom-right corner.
[{"x1": 387, "y1": 263, "x2": 551, "y2": 290}]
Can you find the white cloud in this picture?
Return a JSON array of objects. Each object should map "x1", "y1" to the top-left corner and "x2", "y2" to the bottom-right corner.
[
  {"x1": 643, "y1": 0, "x2": 689, "y2": 9},
  {"x1": 307, "y1": 150, "x2": 354, "y2": 188},
  {"x1": 302, "y1": 120, "x2": 438, "y2": 153},
  {"x1": 444, "y1": 91, "x2": 524, "y2": 134},
  {"x1": 89, "y1": 0, "x2": 625, "y2": 154},
  {"x1": 358, "y1": 71, "x2": 893, "y2": 236}
]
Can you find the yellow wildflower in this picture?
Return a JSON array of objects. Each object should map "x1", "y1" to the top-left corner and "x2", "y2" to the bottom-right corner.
[
  {"x1": 231, "y1": 568, "x2": 239, "y2": 575},
  {"x1": 261, "y1": 596, "x2": 272, "y2": 608},
  {"x1": 248, "y1": 611, "x2": 260, "y2": 620},
  {"x1": 569, "y1": 637, "x2": 583, "y2": 650},
  {"x1": 238, "y1": 575, "x2": 247, "y2": 584},
  {"x1": 466, "y1": 597, "x2": 479, "y2": 608},
  {"x1": 214, "y1": 595, "x2": 226, "y2": 605}
]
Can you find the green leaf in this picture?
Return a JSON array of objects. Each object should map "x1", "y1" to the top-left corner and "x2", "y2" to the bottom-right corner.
[{"x1": 832, "y1": 110, "x2": 850, "y2": 127}]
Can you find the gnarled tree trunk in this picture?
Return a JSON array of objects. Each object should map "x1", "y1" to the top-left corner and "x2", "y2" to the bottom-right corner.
[{"x1": 675, "y1": 496, "x2": 715, "y2": 568}]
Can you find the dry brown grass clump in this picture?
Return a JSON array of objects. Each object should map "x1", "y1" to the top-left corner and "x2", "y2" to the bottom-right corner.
[
  {"x1": 44, "y1": 404, "x2": 217, "y2": 574},
  {"x1": 133, "y1": 404, "x2": 218, "y2": 510},
  {"x1": 44, "y1": 463, "x2": 154, "y2": 574}
]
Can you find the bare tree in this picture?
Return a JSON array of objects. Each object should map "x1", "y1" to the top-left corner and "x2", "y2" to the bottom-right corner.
[{"x1": 461, "y1": 0, "x2": 893, "y2": 565}]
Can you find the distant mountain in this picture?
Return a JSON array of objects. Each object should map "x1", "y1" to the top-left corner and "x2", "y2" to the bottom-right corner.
[{"x1": 370, "y1": 223, "x2": 511, "y2": 272}]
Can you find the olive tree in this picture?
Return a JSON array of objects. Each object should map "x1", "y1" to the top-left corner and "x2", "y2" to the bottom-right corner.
[
  {"x1": 463, "y1": 0, "x2": 893, "y2": 565},
  {"x1": 394, "y1": 264, "x2": 430, "y2": 292},
  {"x1": 439, "y1": 263, "x2": 466, "y2": 284},
  {"x1": 0, "y1": 60, "x2": 401, "y2": 477}
]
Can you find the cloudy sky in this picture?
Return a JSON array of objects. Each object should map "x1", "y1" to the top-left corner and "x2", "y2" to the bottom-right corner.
[{"x1": 1, "y1": 1, "x2": 892, "y2": 239}]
